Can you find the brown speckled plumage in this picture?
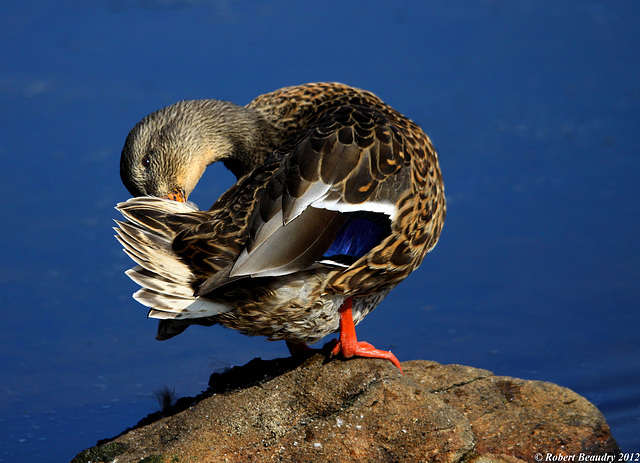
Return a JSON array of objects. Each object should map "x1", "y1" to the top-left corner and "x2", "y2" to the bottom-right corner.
[{"x1": 115, "y1": 82, "x2": 445, "y2": 350}]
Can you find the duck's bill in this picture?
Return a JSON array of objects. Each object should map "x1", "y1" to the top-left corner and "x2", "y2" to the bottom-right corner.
[{"x1": 163, "y1": 188, "x2": 186, "y2": 203}]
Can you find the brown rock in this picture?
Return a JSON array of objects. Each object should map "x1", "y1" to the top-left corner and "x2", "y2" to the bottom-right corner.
[{"x1": 72, "y1": 355, "x2": 619, "y2": 463}]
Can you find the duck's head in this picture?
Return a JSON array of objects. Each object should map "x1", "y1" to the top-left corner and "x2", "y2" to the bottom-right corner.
[{"x1": 120, "y1": 99, "x2": 277, "y2": 202}]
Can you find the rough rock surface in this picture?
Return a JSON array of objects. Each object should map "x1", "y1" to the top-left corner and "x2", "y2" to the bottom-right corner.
[{"x1": 73, "y1": 355, "x2": 619, "y2": 463}]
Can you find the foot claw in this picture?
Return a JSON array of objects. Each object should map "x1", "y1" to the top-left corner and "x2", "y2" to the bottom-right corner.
[
  {"x1": 327, "y1": 338, "x2": 340, "y2": 356},
  {"x1": 337, "y1": 340, "x2": 403, "y2": 372}
]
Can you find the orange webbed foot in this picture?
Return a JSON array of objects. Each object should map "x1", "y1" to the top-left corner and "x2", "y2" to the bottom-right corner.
[{"x1": 328, "y1": 298, "x2": 403, "y2": 373}]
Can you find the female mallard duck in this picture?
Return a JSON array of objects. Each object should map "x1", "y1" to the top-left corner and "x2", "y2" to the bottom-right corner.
[{"x1": 116, "y1": 82, "x2": 445, "y2": 371}]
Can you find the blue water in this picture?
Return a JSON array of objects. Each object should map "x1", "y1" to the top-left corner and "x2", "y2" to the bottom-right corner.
[{"x1": 1, "y1": 1, "x2": 638, "y2": 461}]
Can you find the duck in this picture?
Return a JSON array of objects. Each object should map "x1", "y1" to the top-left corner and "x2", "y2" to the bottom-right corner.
[{"x1": 115, "y1": 82, "x2": 445, "y2": 371}]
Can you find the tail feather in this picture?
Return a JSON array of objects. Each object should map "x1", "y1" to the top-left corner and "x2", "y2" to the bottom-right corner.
[
  {"x1": 115, "y1": 220, "x2": 192, "y2": 285},
  {"x1": 115, "y1": 197, "x2": 234, "y2": 320},
  {"x1": 126, "y1": 266, "x2": 193, "y2": 298},
  {"x1": 133, "y1": 288, "x2": 231, "y2": 319}
]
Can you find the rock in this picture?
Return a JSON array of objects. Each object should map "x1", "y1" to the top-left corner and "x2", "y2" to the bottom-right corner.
[{"x1": 72, "y1": 355, "x2": 619, "y2": 463}]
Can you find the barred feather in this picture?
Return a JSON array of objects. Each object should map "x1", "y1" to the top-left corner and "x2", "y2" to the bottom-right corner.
[
  {"x1": 116, "y1": 82, "x2": 446, "y2": 344},
  {"x1": 114, "y1": 197, "x2": 234, "y2": 319}
]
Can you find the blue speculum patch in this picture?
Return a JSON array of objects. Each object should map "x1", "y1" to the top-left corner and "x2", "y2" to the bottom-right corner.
[{"x1": 324, "y1": 215, "x2": 390, "y2": 260}]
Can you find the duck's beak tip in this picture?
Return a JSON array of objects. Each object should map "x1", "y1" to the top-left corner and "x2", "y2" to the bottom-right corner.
[{"x1": 163, "y1": 188, "x2": 187, "y2": 203}]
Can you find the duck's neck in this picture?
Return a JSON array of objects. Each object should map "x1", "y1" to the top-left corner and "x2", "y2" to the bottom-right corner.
[{"x1": 196, "y1": 100, "x2": 280, "y2": 179}]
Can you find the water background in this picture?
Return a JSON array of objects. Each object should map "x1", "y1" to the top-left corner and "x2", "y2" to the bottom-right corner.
[{"x1": 1, "y1": 1, "x2": 638, "y2": 461}]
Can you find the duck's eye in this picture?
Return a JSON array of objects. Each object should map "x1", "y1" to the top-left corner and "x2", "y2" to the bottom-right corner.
[{"x1": 141, "y1": 155, "x2": 151, "y2": 168}]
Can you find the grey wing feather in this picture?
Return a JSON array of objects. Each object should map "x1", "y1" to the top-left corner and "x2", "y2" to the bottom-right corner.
[{"x1": 222, "y1": 105, "x2": 408, "y2": 282}]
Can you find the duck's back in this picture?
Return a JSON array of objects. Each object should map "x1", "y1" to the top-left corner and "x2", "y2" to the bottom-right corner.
[{"x1": 239, "y1": 83, "x2": 446, "y2": 294}]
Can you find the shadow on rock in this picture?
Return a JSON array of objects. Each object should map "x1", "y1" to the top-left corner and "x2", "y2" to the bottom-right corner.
[{"x1": 104, "y1": 355, "x2": 315, "y2": 445}]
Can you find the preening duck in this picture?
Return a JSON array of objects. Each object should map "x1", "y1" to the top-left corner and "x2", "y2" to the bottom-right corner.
[{"x1": 115, "y1": 82, "x2": 445, "y2": 371}]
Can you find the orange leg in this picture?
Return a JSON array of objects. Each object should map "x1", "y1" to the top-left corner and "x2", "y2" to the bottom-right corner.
[{"x1": 330, "y1": 297, "x2": 403, "y2": 372}]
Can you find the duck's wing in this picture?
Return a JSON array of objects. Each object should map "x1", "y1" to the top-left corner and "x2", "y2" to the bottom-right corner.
[
  {"x1": 115, "y1": 100, "x2": 444, "y2": 323},
  {"x1": 193, "y1": 104, "x2": 411, "y2": 296}
]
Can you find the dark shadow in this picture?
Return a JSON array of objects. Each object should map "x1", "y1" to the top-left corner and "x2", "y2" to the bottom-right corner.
[{"x1": 96, "y1": 353, "x2": 325, "y2": 446}]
